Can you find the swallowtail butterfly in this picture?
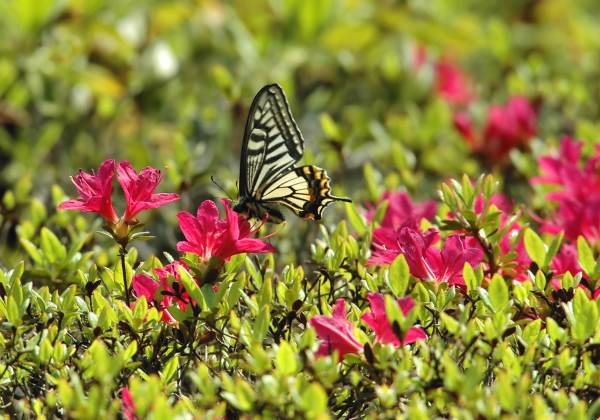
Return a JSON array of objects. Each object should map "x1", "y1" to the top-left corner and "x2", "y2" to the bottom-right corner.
[{"x1": 233, "y1": 84, "x2": 351, "y2": 223}]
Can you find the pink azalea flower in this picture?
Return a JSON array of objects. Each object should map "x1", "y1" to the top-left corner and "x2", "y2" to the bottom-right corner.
[
  {"x1": 369, "y1": 225, "x2": 440, "y2": 273},
  {"x1": 58, "y1": 159, "x2": 118, "y2": 223},
  {"x1": 361, "y1": 292, "x2": 427, "y2": 347},
  {"x1": 498, "y1": 223, "x2": 531, "y2": 282},
  {"x1": 549, "y1": 244, "x2": 585, "y2": 291},
  {"x1": 435, "y1": 58, "x2": 472, "y2": 105},
  {"x1": 551, "y1": 244, "x2": 583, "y2": 278},
  {"x1": 309, "y1": 299, "x2": 363, "y2": 359},
  {"x1": 454, "y1": 96, "x2": 537, "y2": 162},
  {"x1": 369, "y1": 226, "x2": 483, "y2": 286},
  {"x1": 480, "y1": 96, "x2": 537, "y2": 160},
  {"x1": 131, "y1": 261, "x2": 190, "y2": 323},
  {"x1": 117, "y1": 161, "x2": 180, "y2": 222},
  {"x1": 531, "y1": 137, "x2": 600, "y2": 242},
  {"x1": 121, "y1": 387, "x2": 136, "y2": 420},
  {"x1": 367, "y1": 191, "x2": 437, "y2": 231},
  {"x1": 177, "y1": 199, "x2": 275, "y2": 262},
  {"x1": 426, "y1": 235, "x2": 484, "y2": 286}
]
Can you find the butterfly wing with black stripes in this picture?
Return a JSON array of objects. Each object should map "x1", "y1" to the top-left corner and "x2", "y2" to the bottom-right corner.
[{"x1": 234, "y1": 84, "x2": 350, "y2": 223}]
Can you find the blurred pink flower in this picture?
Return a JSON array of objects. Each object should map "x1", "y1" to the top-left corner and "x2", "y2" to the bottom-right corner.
[
  {"x1": 551, "y1": 244, "x2": 583, "y2": 278},
  {"x1": 369, "y1": 226, "x2": 483, "y2": 286},
  {"x1": 548, "y1": 244, "x2": 599, "y2": 299},
  {"x1": 309, "y1": 299, "x2": 363, "y2": 359},
  {"x1": 177, "y1": 199, "x2": 275, "y2": 262},
  {"x1": 361, "y1": 292, "x2": 426, "y2": 347},
  {"x1": 117, "y1": 161, "x2": 180, "y2": 222},
  {"x1": 454, "y1": 96, "x2": 537, "y2": 162},
  {"x1": 531, "y1": 137, "x2": 600, "y2": 242},
  {"x1": 435, "y1": 58, "x2": 473, "y2": 105},
  {"x1": 498, "y1": 223, "x2": 531, "y2": 282},
  {"x1": 58, "y1": 159, "x2": 118, "y2": 223},
  {"x1": 366, "y1": 191, "x2": 437, "y2": 230},
  {"x1": 121, "y1": 387, "x2": 136, "y2": 420},
  {"x1": 131, "y1": 260, "x2": 190, "y2": 323},
  {"x1": 549, "y1": 244, "x2": 585, "y2": 291}
]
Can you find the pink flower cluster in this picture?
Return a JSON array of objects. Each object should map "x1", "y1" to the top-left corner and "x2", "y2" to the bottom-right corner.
[
  {"x1": 532, "y1": 137, "x2": 600, "y2": 243},
  {"x1": 60, "y1": 161, "x2": 276, "y2": 323},
  {"x1": 177, "y1": 199, "x2": 275, "y2": 262},
  {"x1": 59, "y1": 160, "x2": 179, "y2": 224},
  {"x1": 367, "y1": 191, "x2": 483, "y2": 287},
  {"x1": 131, "y1": 260, "x2": 190, "y2": 323},
  {"x1": 454, "y1": 96, "x2": 537, "y2": 162},
  {"x1": 130, "y1": 200, "x2": 275, "y2": 321},
  {"x1": 308, "y1": 293, "x2": 426, "y2": 359},
  {"x1": 412, "y1": 45, "x2": 537, "y2": 162}
]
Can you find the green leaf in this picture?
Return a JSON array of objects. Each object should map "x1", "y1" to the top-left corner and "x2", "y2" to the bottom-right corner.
[
  {"x1": 571, "y1": 288, "x2": 598, "y2": 341},
  {"x1": 534, "y1": 270, "x2": 546, "y2": 291},
  {"x1": 320, "y1": 112, "x2": 341, "y2": 140},
  {"x1": 463, "y1": 262, "x2": 479, "y2": 293},
  {"x1": 576, "y1": 236, "x2": 595, "y2": 276},
  {"x1": 252, "y1": 304, "x2": 270, "y2": 343},
  {"x1": 300, "y1": 383, "x2": 328, "y2": 418},
  {"x1": 19, "y1": 239, "x2": 43, "y2": 265},
  {"x1": 178, "y1": 265, "x2": 207, "y2": 312},
  {"x1": 522, "y1": 318, "x2": 542, "y2": 345},
  {"x1": 544, "y1": 231, "x2": 564, "y2": 268},
  {"x1": 40, "y1": 227, "x2": 67, "y2": 264},
  {"x1": 345, "y1": 202, "x2": 367, "y2": 236},
  {"x1": 161, "y1": 355, "x2": 179, "y2": 384},
  {"x1": 389, "y1": 254, "x2": 409, "y2": 297},
  {"x1": 275, "y1": 341, "x2": 297, "y2": 375},
  {"x1": 488, "y1": 274, "x2": 509, "y2": 313},
  {"x1": 363, "y1": 162, "x2": 381, "y2": 202},
  {"x1": 245, "y1": 257, "x2": 262, "y2": 287},
  {"x1": 524, "y1": 228, "x2": 547, "y2": 268},
  {"x1": 257, "y1": 277, "x2": 273, "y2": 308}
]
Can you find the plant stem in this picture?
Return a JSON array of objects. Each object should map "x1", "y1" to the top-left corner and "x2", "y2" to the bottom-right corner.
[{"x1": 120, "y1": 246, "x2": 130, "y2": 306}]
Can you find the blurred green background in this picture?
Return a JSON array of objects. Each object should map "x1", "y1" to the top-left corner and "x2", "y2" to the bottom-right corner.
[{"x1": 2, "y1": 0, "x2": 600, "y2": 264}]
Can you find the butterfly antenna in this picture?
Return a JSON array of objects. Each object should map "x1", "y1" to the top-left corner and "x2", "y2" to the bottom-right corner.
[
  {"x1": 251, "y1": 218, "x2": 285, "y2": 240},
  {"x1": 210, "y1": 176, "x2": 234, "y2": 201}
]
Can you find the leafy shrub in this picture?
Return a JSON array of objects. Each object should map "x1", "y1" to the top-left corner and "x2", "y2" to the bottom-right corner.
[{"x1": 2, "y1": 1, "x2": 600, "y2": 418}]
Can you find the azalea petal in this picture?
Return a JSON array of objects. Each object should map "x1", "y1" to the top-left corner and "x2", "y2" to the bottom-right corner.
[
  {"x1": 403, "y1": 327, "x2": 427, "y2": 344},
  {"x1": 131, "y1": 273, "x2": 159, "y2": 301},
  {"x1": 150, "y1": 193, "x2": 180, "y2": 206},
  {"x1": 397, "y1": 296, "x2": 415, "y2": 316},
  {"x1": 309, "y1": 299, "x2": 363, "y2": 359}
]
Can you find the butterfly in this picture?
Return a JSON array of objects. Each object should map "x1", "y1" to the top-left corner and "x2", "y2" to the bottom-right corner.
[{"x1": 233, "y1": 84, "x2": 351, "y2": 224}]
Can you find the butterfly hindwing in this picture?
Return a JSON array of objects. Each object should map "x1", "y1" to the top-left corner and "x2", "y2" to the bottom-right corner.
[
  {"x1": 258, "y1": 165, "x2": 351, "y2": 220},
  {"x1": 240, "y1": 84, "x2": 304, "y2": 197}
]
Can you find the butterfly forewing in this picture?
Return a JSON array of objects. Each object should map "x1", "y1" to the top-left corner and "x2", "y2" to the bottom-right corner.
[{"x1": 240, "y1": 84, "x2": 304, "y2": 197}]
